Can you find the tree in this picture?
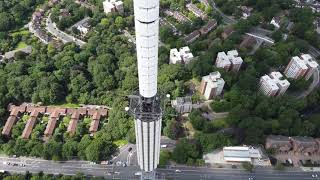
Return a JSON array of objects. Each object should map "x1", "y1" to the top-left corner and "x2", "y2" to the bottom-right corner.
[
  {"x1": 62, "y1": 140, "x2": 78, "y2": 160},
  {"x1": 0, "y1": 12, "x2": 13, "y2": 31},
  {"x1": 163, "y1": 119, "x2": 183, "y2": 140},
  {"x1": 242, "y1": 162, "x2": 254, "y2": 172},
  {"x1": 172, "y1": 139, "x2": 201, "y2": 164},
  {"x1": 159, "y1": 150, "x2": 171, "y2": 167}
]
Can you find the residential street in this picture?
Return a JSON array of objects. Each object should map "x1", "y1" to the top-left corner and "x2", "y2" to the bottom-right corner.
[{"x1": 46, "y1": 14, "x2": 86, "y2": 47}]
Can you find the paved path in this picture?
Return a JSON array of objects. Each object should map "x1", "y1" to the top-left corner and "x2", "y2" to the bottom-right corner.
[{"x1": 46, "y1": 14, "x2": 86, "y2": 47}]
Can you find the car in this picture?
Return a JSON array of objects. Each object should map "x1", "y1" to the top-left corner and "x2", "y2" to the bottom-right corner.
[
  {"x1": 114, "y1": 171, "x2": 120, "y2": 175},
  {"x1": 248, "y1": 178, "x2": 254, "y2": 180},
  {"x1": 122, "y1": 162, "x2": 127, "y2": 167},
  {"x1": 160, "y1": 144, "x2": 168, "y2": 148},
  {"x1": 134, "y1": 172, "x2": 142, "y2": 176},
  {"x1": 128, "y1": 147, "x2": 133, "y2": 152},
  {"x1": 2, "y1": 162, "x2": 7, "y2": 165},
  {"x1": 312, "y1": 174, "x2": 318, "y2": 178},
  {"x1": 175, "y1": 169, "x2": 181, "y2": 173},
  {"x1": 19, "y1": 164, "x2": 25, "y2": 167}
]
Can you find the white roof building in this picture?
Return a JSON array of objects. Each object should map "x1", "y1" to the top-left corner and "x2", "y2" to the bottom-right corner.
[
  {"x1": 103, "y1": 0, "x2": 124, "y2": 14},
  {"x1": 284, "y1": 54, "x2": 319, "y2": 80},
  {"x1": 215, "y1": 50, "x2": 243, "y2": 72},
  {"x1": 169, "y1": 46, "x2": 194, "y2": 64},
  {"x1": 259, "y1": 72, "x2": 290, "y2": 97},
  {"x1": 223, "y1": 146, "x2": 262, "y2": 163}
]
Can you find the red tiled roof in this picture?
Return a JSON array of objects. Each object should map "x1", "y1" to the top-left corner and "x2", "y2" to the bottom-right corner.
[
  {"x1": 89, "y1": 120, "x2": 99, "y2": 133},
  {"x1": 67, "y1": 119, "x2": 78, "y2": 135},
  {"x1": 21, "y1": 116, "x2": 37, "y2": 139},
  {"x1": 44, "y1": 117, "x2": 58, "y2": 136},
  {"x1": 2, "y1": 116, "x2": 17, "y2": 136}
]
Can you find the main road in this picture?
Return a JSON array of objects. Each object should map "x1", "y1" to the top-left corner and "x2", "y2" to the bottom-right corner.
[{"x1": 0, "y1": 156, "x2": 318, "y2": 179}]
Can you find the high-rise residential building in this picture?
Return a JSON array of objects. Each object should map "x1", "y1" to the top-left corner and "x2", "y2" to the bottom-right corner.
[
  {"x1": 215, "y1": 50, "x2": 243, "y2": 72},
  {"x1": 169, "y1": 46, "x2": 194, "y2": 64},
  {"x1": 103, "y1": 0, "x2": 124, "y2": 14},
  {"x1": 284, "y1": 54, "x2": 318, "y2": 80},
  {"x1": 128, "y1": 0, "x2": 161, "y2": 175},
  {"x1": 199, "y1": 72, "x2": 225, "y2": 100},
  {"x1": 259, "y1": 72, "x2": 290, "y2": 97}
]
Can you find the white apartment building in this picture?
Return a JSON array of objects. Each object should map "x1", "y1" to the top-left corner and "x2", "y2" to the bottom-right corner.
[
  {"x1": 169, "y1": 46, "x2": 194, "y2": 64},
  {"x1": 103, "y1": 0, "x2": 124, "y2": 14},
  {"x1": 199, "y1": 72, "x2": 225, "y2": 100},
  {"x1": 215, "y1": 50, "x2": 243, "y2": 72},
  {"x1": 284, "y1": 54, "x2": 318, "y2": 80},
  {"x1": 259, "y1": 72, "x2": 290, "y2": 97}
]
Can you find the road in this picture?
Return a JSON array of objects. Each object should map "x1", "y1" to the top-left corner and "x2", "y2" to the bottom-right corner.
[
  {"x1": 298, "y1": 68, "x2": 320, "y2": 98},
  {"x1": 46, "y1": 14, "x2": 86, "y2": 47},
  {"x1": 211, "y1": 1, "x2": 237, "y2": 24},
  {"x1": 0, "y1": 156, "x2": 319, "y2": 179}
]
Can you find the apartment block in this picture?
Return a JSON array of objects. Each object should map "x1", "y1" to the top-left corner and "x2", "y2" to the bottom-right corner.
[
  {"x1": 199, "y1": 72, "x2": 225, "y2": 100},
  {"x1": 103, "y1": 0, "x2": 124, "y2": 14},
  {"x1": 186, "y1": 3, "x2": 207, "y2": 20},
  {"x1": 259, "y1": 72, "x2": 290, "y2": 97},
  {"x1": 215, "y1": 50, "x2": 243, "y2": 72},
  {"x1": 171, "y1": 96, "x2": 192, "y2": 114},
  {"x1": 284, "y1": 54, "x2": 318, "y2": 80},
  {"x1": 170, "y1": 46, "x2": 194, "y2": 64}
]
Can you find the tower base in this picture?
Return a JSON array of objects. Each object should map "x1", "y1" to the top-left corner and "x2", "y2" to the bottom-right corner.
[{"x1": 141, "y1": 171, "x2": 156, "y2": 180}]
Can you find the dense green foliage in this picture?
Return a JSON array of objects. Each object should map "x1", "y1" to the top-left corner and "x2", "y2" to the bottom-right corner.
[{"x1": 0, "y1": 172, "x2": 103, "y2": 180}]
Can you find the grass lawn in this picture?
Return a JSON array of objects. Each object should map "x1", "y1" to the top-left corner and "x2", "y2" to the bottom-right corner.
[
  {"x1": 212, "y1": 118, "x2": 229, "y2": 129},
  {"x1": 15, "y1": 42, "x2": 28, "y2": 50},
  {"x1": 114, "y1": 139, "x2": 128, "y2": 147},
  {"x1": 183, "y1": 121, "x2": 196, "y2": 138},
  {"x1": 11, "y1": 29, "x2": 30, "y2": 36}
]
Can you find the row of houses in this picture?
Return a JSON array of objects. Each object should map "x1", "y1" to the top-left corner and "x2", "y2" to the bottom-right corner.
[
  {"x1": 184, "y1": 19, "x2": 217, "y2": 44},
  {"x1": 2, "y1": 105, "x2": 109, "y2": 139},
  {"x1": 29, "y1": 9, "x2": 52, "y2": 44},
  {"x1": 266, "y1": 135, "x2": 320, "y2": 155}
]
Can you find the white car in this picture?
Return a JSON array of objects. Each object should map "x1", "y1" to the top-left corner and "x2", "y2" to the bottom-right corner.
[
  {"x1": 134, "y1": 172, "x2": 142, "y2": 176},
  {"x1": 175, "y1": 169, "x2": 181, "y2": 173},
  {"x1": 2, "y1": 162, "x2": 7, "y2": 165},
  {"x1": 312, "y1": 174, "x2": 318, "y2": 178}
]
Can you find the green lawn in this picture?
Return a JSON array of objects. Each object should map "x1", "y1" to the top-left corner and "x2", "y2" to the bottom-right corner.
[
  {"x1": 15, "y1": 42, "x2": 28, "y2": 50},
  {"x1": 11, "y1": 29, "x2": 30, "y2": 36},
  {"x1": 114, "y1": 139, "x2": 128, "y2": 147}
]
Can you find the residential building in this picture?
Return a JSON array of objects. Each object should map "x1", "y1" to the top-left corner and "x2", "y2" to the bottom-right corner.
[
  {"x1": 215, "y1": 50, "x2": 243, "y2": 72},
  {"x1": 291, "y1": 136, "x2": 318, "y2": 155},
  {"x1": 265, "y1": 135, "x2": 292, "y2": 153},
  {"x1": 169, "y1": 46, "x2": 194, "y2": 64},
  {"x1": 171, "y1": 96, "x2": 192, "y2": 114},
  {"x1": 240, "y1": 6, "x2": 253, "y2": 19},
  {"x1": 199, "y1": 72, "x2": 225, "y2": 100},
  {"x1": 186, "y1": 3, "x2": 207, "y2": 20},
  {"x1": 259, "y1": 72, "x2": 290, "y2": 97},
  {"x1": 284, "y1": 54, "x2": 318, "y2": 80},
  {"x1": 223, "y1": 146, "x2": 262, "y2": 163},
  {"x1": 103, "y1": 0, "x2": 124, "y2": 14},
  {"x1": 164, "y1": 10, "x2": 189, "y2": 23},
  {"x1": 199, "y1": 20, "x2": 217, "y2": 35},
  {"x1": 221, "y1": 27, "x2": 234, "y2": 40},
  {"x1": 239, "y1": 35, "x2": 256, "y2": 49},
  {"x1": 184, "y1": 30, "x2": 201, "y2": 44},
  {"x1": 270, "y1": 16, "x2": 282, "y2": 29}
]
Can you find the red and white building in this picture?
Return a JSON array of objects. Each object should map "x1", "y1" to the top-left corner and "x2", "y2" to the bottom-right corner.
[
  {"x1": 199, "y1": 72, "x2": 225, "y2": 100},
  {"x1": 284, "y1": 54, "x2": 318, "y2": 80},
  {"x1": 259, "y1": 72, "x2": 290, "y2": 97}
]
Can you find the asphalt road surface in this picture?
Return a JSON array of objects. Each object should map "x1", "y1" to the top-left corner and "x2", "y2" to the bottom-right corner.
[
  {"x1": 46, "y1": 14, "x2": 86, "y2": 47},
  {"x1": 0, "y1": 156, "x2": 319, "y2": 179}
]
